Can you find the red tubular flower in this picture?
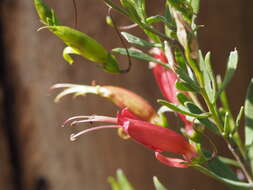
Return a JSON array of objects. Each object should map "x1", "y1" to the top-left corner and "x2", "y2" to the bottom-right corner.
[
  {"x1": 151, "y1": 48, "x2": 178, "y2": 103},
  {"x1": 150, "y1": 48, "x2": 194, "y2": 135},
  {"x1": 103, "y1": 86, "x2": 156, "y2": 121},
  {"x1": 52, "y1": 84, "x2": 158, "y2": 122},
  {"x1": 64, "y1": 108, "x2": 198, "y2": 168}
]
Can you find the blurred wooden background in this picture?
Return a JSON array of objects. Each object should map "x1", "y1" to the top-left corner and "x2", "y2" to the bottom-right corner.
[{"x1": 0, "y1": 0, "x2": 252, "y2": 189}]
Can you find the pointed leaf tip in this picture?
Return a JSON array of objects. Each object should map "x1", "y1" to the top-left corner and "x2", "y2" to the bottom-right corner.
[
  {"x1": 216, "y1": 49, "x2": 238, "y2": 99},
  {"x1": 34, "y1": 0, "x2": 60, "y2": 25},
  {"x1": 116, "y1": 169, "x2": 135, "y2": 190},
  {"x1": 153, "y1": 177, "x2": 167, "y2": 190},
  {"x1": 108, "y1": 176, "x2": 121, "y2": 190}
]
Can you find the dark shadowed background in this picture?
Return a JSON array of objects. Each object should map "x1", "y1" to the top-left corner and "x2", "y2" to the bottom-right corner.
[{"x1": 0, "y1": 0, "x2": 252, "y2": 190}]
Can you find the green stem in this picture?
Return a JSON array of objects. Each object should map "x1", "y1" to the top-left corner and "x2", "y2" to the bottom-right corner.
[
  {"x1": 183, "y1": 38, "x2": 251, "y2": 183},
  {"x1": 220, "y1": 86, "x2": 246, "y2": 159},
  {"x1": 226, "y1": 139, "x2": 253, "y2": 184},
  {"x1": 185, "y1": 47, "x2": 223, "y2": 132},
  {"x1": 185, "y1": 47, "x2": 202, "y2": 85},
  {"x1": 201, "y1": 89, "x2": 223, "y2": 132},
  {"x1": 200, "y1": 73, "x2": 252, "y2": 184}
]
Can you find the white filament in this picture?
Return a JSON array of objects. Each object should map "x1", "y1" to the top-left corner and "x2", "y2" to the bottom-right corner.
[{"x1": 70, "y1": 125, "x2": 122, "y2": 141}]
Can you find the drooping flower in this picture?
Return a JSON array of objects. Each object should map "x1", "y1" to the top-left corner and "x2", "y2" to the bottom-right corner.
[
  {"x1": 150, "y1": 48, "x2": 194, "y2": 135},
  {"x1": 64, "y1": 108, "x2": 198, "y2": 168}
]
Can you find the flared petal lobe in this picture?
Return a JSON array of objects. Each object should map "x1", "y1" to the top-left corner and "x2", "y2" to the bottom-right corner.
[{"x1": 155, "y1": 152, "x2": 188, "y2": 168}]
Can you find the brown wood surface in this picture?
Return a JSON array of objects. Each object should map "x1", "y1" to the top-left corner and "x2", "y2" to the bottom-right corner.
[
  {"x1": 0, "y1": 89, "x2": 14, "y2": 190},
  {"x1": 0, "y1": 0, "x2": 252, "y2": 190}
]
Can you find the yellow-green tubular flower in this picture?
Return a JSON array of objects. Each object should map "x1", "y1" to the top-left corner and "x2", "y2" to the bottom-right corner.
[{"x1": 49, "y1": 26, "x2": 120, "y2": 73}]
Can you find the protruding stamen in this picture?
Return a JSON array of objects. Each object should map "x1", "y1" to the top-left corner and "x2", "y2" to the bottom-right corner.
[
  {"x1": 70, "y1": 125, "x2": 122, "y2": 141},
  {"x1": 62, "y1": 115, "x2": 117, "y2": 127}
]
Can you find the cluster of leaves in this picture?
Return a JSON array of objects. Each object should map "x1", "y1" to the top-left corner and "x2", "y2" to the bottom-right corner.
[{"x1": 34, "y1": 0, "x2": 253, "y2": 189}]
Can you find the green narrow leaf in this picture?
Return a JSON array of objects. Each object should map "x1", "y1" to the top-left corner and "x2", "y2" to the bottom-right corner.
[
  {"x1": 146, "y1": 15, "x2": 176, "y2": 32},
  {"x1": 199, "y1": 51, "x2": 216, "y2": 103},
  {"x1": 119, "y1": 0, "x2": 161, "y2": 42},
  {"x1": 116, "y1": 169, "x2": 135, "y2": 190},
  {"x1": 34, "y1": 0, "x2": 60, "y2": 25},
  {"x1": 205, "y1": 154, "x2": 248, "y2": 190},
  {"x1": 176, "y1": 92, "x2": 191, "y2": 105},
  {"x1": 232, "y1": 106, "x2": 244, "y2": 135},
  {"x1": 120, "y1": 0, "x2": 142, "y2": 22},
  {"x1": 121, "y1": 0, "x2": 146, "y2": 21},
  {"x1": 146, "y1": 15, "x2": 167, "y2": 24},
  {"x1": 175, "y1": 67, "x2": 200, "y2": 91},
  {"x1": 112, "y1": 48, "x2": 169, "y2": 68},
  {"x1": 245, "y1": 79, "x2": 253, "y2": 146},
  {"x1": 185, "y1": 102, "x2": 219, "y2": 134},
  {"x1": 108, "y1": 177, "x2": 122, "y2": 190},
  {"x1": 158, "y1": 99, "x2": 210, "y2": 118},
  {"x1": 134, "y1": 0, "x2": 147, "y2": 21},
  {"x1": 121, "y1": 32, "x2": 160, "y2": 48},
  {"x1": 193, "y1": 164, "x2": 251, "y2": 189},
  {"x1": 34, "y1": 0, "x2": 51, "y2": 21},
  {"x1": 153, "y1": 177, "x2": 167, "y2": 190},
  {"x1": 142, "y1": 27, "x2": 161, "y2": 43},
  {"x1": 205, "y1": 52, "x2": 216, "y2": 103},
  {"x1": 245, "y1": 79, "x2": 253, "y2": 174},
  {"x1": 174, "y1": 49, "x2": 187, "y2": 70},
  {"x1": 236, "y1": 106, "x2": 244, "y2": 128},
  {"x1": 176, "y1": 81, "x2": 198, "y2": 92},
  {"x1": 166, "y1": 0, "x2": 193, "y2": 22},
  {"x1": 191, "y1": 0, "x2": 200, "y2": 14},
  {"x1": 164, "y1": 2, "x2": 176, "y2": 38},
  {"x1": 216, "y1": 49, "x2": 238, "y2": 99},
  {"x1": 218, "y1": 156, "x2": 240, "y2": 167},
  {"x1": 223, "y1": 112, "x2": 230, "y2": 138},
  {"x1": 248, "y1": 148, "x2": 253, "y2": 176}
]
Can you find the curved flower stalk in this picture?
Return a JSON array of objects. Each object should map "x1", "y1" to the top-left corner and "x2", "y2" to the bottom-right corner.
[
  {"x1": 64, "y1": 108, "x2": 198, "y2": 168},
  {"x1": 150, "y1": 48, "x2": 194, "y2": 135}
]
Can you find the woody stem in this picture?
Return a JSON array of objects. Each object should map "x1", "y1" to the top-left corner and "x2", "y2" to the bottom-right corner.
[{"x1": 226, "y1": 139, "x2": 253, "y2": 184}]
